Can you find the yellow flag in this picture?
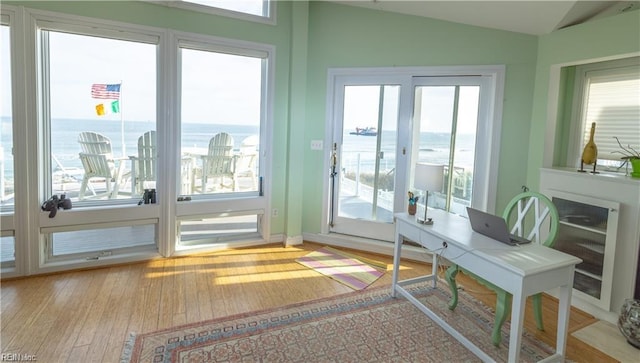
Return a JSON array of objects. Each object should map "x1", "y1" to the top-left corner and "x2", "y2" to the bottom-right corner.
[{"x1": 95, "y1": 103, "x2": 105, "y2": 116}]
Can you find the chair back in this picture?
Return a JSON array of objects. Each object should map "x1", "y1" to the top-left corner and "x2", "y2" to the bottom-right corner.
[
  {"x1": 502, "y1": 191, "x2": 559, "y2": 246},
  {"x1": 78, "y1": 131, "x2": 113, "y2": 156},
  {"x1": 78, "y1": 131, "x2": 115, "y2": 179},
  {"x1": 136, "y1": 130, "x2": 157, "y2": 182},
  {"x1": 203, "y1": 132, "x2": 235, "y2": 177},
  {"x1": 236, "y1": 135, "x2": 258, "y2": 175}
]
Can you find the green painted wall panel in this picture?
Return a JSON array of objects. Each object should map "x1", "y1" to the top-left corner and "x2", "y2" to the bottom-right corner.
[{"x1": 527, "y1": 10, "x2": 640, "y2": 191}]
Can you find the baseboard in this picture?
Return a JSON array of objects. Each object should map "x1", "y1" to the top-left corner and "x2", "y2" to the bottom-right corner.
[
  {"x1": 285, "y1": 235, "x2": 303, "y2": 246},
  {"x1": 302, "y1": 232, "x2": 432, "y2": 263}
]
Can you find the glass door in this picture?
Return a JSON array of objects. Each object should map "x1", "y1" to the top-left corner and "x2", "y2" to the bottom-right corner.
[
  {"x1": 410, "y1": 77, "x2": 484, "y2": 216},
  {"x1": 330, "y1": 84, "x2": 401, "y2": 241},
  {"x1": 326, "y1": 69, "x2": 501, "y2": 242}
]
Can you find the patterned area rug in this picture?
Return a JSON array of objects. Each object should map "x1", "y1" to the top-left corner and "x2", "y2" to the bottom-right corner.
[
  {"x1": 121, "y1": 282, "x2": 556, "y2": 362},
  {"x1": 295, "y1": 246, "x2": 385, "y2": 290}
]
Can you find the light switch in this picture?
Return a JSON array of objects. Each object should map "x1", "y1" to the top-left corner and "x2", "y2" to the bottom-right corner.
[{"x1": 310, "y1": 140, "x2": 323, "y2": 150}]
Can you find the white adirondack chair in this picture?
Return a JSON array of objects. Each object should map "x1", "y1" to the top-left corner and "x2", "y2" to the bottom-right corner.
[
  {"x1": 130, "y1": 130, "x2": 157, "y2": 195},
  {"x1": 78, "y1": 131, "x2": 124, "y2": 200},
  {"x1": 200, "y1": 132, "x2": 235, "y2": 192},
  {"x1": 234, "y1": 135, "x2": 259, "y2": 190}
]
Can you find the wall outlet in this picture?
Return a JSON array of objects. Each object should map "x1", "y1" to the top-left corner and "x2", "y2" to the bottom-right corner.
[
  {"x1": 310, "y1": 140, "x2": 323, "y2": 150},
  {"x1": 272, "y1": 208, "x2": 278, "y2": 217}
]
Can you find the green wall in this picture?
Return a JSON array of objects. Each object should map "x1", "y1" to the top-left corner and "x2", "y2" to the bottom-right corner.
[
  {"x1": 301, "y1": 2, "x2": 538, "y2": 232},
  {"x1": 527, "y1": 10, "x2": 640, "y2": 191}
]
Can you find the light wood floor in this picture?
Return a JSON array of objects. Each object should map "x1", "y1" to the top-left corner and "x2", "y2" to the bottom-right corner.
[{"x1": 1, "y1": 242, "x2": 616, "y2": 362}]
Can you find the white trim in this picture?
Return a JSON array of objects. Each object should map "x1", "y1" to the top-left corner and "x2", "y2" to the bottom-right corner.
[
  {"x1": 285, "y1": 235, "x2": 303, "y2": 246},
  {"x1": 26, "y1": 7, "x2": 165, "y2": 43},
  {"x1": 148, "y1": 0, "x2": 277, "y2": 26},
  {"x1": 303, "y1": 232, "x2": 432, "y2": 264}
]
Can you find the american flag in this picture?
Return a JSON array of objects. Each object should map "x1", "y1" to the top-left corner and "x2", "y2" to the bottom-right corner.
[{"x1": 91, "y1": 83, "x2": 121, "y2": 99}]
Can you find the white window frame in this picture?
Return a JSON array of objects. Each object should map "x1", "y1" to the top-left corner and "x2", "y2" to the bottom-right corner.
[
  {"x1": 1, "y1": 5, "x2": 26, "y2": 278},
  {"x1": 567, "y1": 56, "x2": 640, "y2": 170},
  {"x1": 35, "y1": 16, "x2": 162, "y2": 209},
  {"x1": 150, "y1": 0, "x2": 276, "y2": 25},
  {"x1": 170, "y1": 30, "x2": 274, "y2": 255}
]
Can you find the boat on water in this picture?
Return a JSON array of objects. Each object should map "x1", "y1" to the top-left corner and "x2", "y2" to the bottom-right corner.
[{"x1": 349, "y1": 127, "x2": 377, "y2": 136}]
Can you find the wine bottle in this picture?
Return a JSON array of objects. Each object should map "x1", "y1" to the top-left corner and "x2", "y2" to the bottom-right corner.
[{"x1": 580, "y1": 122, "x2": 598, "y2": 173}]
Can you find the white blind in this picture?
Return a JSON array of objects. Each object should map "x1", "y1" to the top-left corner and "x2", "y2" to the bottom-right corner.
[{"x1": 581, "y1": 70, "x2": 640, "y2": 163}]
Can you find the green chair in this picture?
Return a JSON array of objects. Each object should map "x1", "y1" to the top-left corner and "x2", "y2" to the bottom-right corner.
[{"x1": 445, "y1": 191, "x2": 560, "y2": 345}]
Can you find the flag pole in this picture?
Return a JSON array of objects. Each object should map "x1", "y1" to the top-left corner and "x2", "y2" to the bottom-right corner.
[{"x1": 119, "y1": 81, "x2": 125, "y2": 158}]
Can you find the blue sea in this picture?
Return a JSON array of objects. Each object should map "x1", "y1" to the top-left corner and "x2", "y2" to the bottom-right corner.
[
  {"x1": 0, "y1": 117, "x2": 475, "y2": 180},
  {"x1": 341, "y1": 130, "x2": 476, "y2": 174},
  {"x1": 0, "y1": 117, "x2": 259, "y2": 179}
]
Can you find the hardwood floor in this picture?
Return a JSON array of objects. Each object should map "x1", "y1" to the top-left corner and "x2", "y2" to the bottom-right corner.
[{"x1": 1, "y1": 242, "x2": 615, "y2": 362}]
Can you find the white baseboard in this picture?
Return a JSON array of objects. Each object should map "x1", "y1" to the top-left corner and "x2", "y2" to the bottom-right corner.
[
  {"x1": 302, "y1": 232, "x2": 432, "y2": 263},
  {"x1": 285, "y1": 235, "x2": 303, "y2": 246}
]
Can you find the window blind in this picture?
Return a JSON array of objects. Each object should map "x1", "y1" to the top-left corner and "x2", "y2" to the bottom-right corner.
[{"x1": 581, "y1": 71, "x2": 640, "y2": 163}]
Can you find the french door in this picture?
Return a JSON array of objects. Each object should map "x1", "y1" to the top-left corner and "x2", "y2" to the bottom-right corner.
[
  {"x1": 329, "y1": 76, "x2": 409, "y2": 242},
  {"x1": 327, "y1": 69, "x2": 501, "y2": 242}
]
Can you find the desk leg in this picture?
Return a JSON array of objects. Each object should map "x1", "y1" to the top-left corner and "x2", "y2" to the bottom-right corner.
[
  {"x1": 431, "y1": 249, "x2": 438, "y2": 288},
  {"x1": 555, "y1": 284, "x2": 572, "y2": 358},
  {"x1": 508, "y1": 290, "x2": 526, "y2": 363},
  {"x1": 391, "y1": 232, "x2": 402, "y2": 298}
]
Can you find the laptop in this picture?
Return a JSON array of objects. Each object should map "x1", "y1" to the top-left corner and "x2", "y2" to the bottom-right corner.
[{"x1": 466, "y1": 207, "x2": 531, "y2": 246}]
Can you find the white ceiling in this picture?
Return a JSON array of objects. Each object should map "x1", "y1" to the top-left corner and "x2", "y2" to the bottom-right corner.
[{"x1": 331, "y1": 1, "x2": 640, "y2": 35}]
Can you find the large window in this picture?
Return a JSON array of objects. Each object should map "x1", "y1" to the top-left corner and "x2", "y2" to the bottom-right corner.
[
  {"x1": 572, "y1": 57, "x2": 640, "y2": 171},
  {"x1": 176, "y1": 40, "x2": 268, "y2": 249},
  {"x1": 179, "y1": 47, "x2": 262, "y2": 197},
  {"x1": 1, "y1": 17, "x2": 15, "y2": 268},
  {"x1": 4, "y1": 6, "x2": 274, "y2": 274},
  {"x1": 1, "y1": 22, "x2": 13, "y2": 212},
  {"x1": 168, "y1": 0, "x2": 272, "y2": 20},
  {"x1": 42, "y1": 30, "x2": 157, "y2": 204}
]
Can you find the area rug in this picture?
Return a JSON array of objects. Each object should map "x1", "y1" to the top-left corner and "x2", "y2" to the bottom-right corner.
[
  {"x1": 121, "y1": 281, "x2": 556, "y2": 363},
  {"x1": 295, "y1": 246, "x2": 385, "y2": 290}
]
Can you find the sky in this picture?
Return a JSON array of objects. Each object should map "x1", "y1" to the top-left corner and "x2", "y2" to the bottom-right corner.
[
  {"x1": 1, "y1": 27, "x2": 262, "y2": 126},
  {"x1": 342, "y1": 85, "x2": 479, "y2": 134}
]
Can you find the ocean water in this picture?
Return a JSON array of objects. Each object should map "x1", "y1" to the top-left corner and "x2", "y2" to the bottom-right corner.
[
  {"x1": 1, "y1": 117, "x2": 475, "y2": 180},
  {"x1": 341, "y1": 130, "x2": 476, "y2": 174},
  {"x1": 0, "y1": 117, "x2": 259, "y2": 179}
]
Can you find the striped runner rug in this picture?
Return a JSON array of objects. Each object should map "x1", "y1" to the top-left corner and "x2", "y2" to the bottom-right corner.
[{"x1": 295, "y1": 246, "x2": 385, "y2": 290}]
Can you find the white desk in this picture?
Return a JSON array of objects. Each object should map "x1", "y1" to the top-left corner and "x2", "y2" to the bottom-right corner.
[{"x1": 391, "y1": 210, "x2": 582, "y2": 362}]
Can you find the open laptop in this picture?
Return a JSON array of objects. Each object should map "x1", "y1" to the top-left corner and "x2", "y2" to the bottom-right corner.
[{"x1": 466, "y1": 207, "x2": 531, "y2": 246}]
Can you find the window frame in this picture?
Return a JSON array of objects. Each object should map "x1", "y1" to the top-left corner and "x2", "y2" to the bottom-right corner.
[
  {"x1": 35, "y1": 19, "x2": 161, "y2": 209},
  {"x1": 171, "y1": 30, "x2": 274, "y2": 254},
  {"x1": 568, "y1": 56, "x2": 640, "y2": 170},
  {"x1": 1, "y1": 6, "x2": 23, "y2": 277},
  {"x1": 152, "y1": 0, "x2": 276, "y2": 25}
]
